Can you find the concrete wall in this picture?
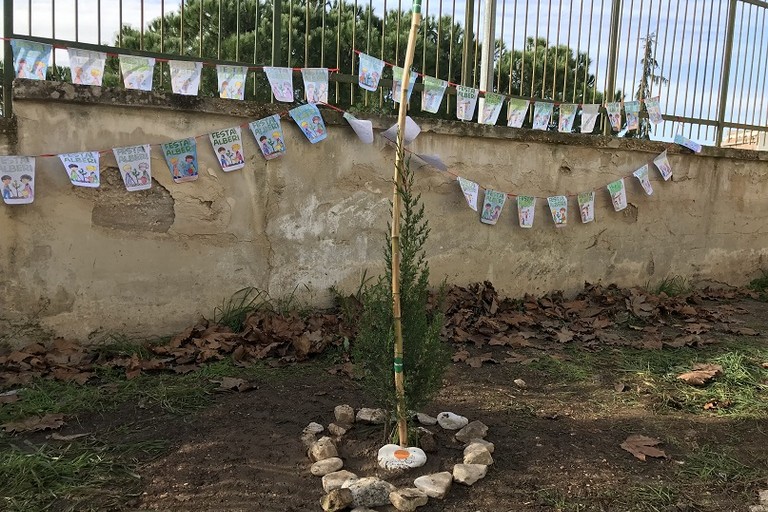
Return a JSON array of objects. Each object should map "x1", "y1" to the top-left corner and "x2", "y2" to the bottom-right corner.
[{"x1": 2, "y1": 80, "x2": 768, "y2": 343}]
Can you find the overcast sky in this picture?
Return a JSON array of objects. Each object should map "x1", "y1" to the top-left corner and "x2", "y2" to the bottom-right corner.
[{"x1": 1, "y1": 0, "x2": 765, "y2": 144}]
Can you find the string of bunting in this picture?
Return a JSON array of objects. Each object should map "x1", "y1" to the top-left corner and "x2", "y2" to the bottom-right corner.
[
  {"x1": 355, "y1": 49, "x2": 668, "y2": 132},
  {"x1": 1, "y1": 38, "x2": 705, "y2": 229}
]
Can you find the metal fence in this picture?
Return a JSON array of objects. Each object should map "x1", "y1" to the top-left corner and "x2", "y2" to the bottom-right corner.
[{"x1": 2, "y1": 0, "x2": 767, "y2": 148}]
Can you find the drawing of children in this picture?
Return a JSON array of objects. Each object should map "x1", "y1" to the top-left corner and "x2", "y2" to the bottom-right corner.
[
  {"x1": 68, "y1": 163, "x2": 81, "y2": 182},
  {"x1": 611, "y1": 193, "x2": 622, "y2": 209},
  {"x1": 217, "y1": 147, "x2": 229, "y2": 167},
  {"x1": 220, "y1": 80, "x2": 229, "y2": 98},
  {"x1": 232, "y1": 144, "x2": 244, "y2": 164},
  {"x1": 519, "y1": 208, "x2": 529, "y2": 225},
  {"x1": 1, "y1": 175, "x2": 12, "y2": 199},
  {"x1": 33, "y1": 61, "x2": 45, "y2": 80},
  {"x1": 170, "y1": 157, "x2": 180, "y2": 178},
  {"x1": 482, "y1": 203, "x2": 492, "y2": 220},
  {"x1": 491, "y1": 205, "x2": 502, "y2": 221},
  {"x1": 259, "y1": 135, "x2": 272, "y2": 155},
  {"x1": 123, "y1": 164, "x2": 137, "y2": 187},
  {"x1": 581, "y1": 204, "x2": 590, "y2": 222},
  {"x1": 138, "y1": 163, "x2": 150, "y2": 185},
  {"x1": 371, "y1": 72, "x2": 380, "y2": 87},
  {"x1": 180, "y1": 78, "x2": 193, "y2": 94},
  {"x1": 306, "y1": 83, "x2": 316, "y2": 103},
  {"x1": 311, "y1": 115, "x2": 324, "y2": 137},
  {"x1": 272, "y1": 132, "x2": 285, "y2": 152},
  {"x1": 17, "y1": 58, "x2": 28, "y2": 78},
  {"x1": 20, "y1": 174, "x2": 33, "y2": 199},
  {"x1": 184, "y1": 155, "x2": 197, "y2": 176},
  {"x1": 73, "y1": 67, "x2": 84, "y2": 84},
  {"x1": 300, "y1": 121, "x2": 314, "y2": 139},
  {"x1": 86, "y1": 165, "x2": 98, "y2": 184},
  {"x1": 558, "y1": 208, "x2": 567, "y2": 224}
]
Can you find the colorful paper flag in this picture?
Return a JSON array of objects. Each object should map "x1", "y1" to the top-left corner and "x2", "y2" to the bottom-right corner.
[
  {"x1": 607, "y1": 178, "x2": 627, "y2": 211},
  {"x1": 249, "y1": 114, "x2": 286, "y2": 160},
  {"x1": 68, "y1": 48, "x2": 106, "y2": 86},
  {"x1": 653, "y1": 150, "x2": 673, "y2": 181},
  {"x1": 216, "y1": 65, "x2": 248, "y2": 100},
  {"x1": 624, "y1": 101, "x2": 641, "y2": 131},
  {"x1": 577, "y1": 191, "x2": 595, "y2": 223},
  {"x1": 674, "y1": 134, "x2": 702, "y2": 153},
  {"x1": 414, "y1": 154, "x2": 447, "y2": 172},
  {"x1": 580, "y1": 104, "x2": 601, "y2": 133},
  {"x1": 11, "y1": 40, "x2": 51, "y2": 80},
  {"x1": 457, "y1": 177, "x2": 479, "y2": 211},
  {"x1": 209, "y1": 127, "x2": 245, "y2": 172},
  {"x1": 392, "y1": 66, "x2": 417, "y2": 104},
  {"x1": 59, "y1": 151, "x2": 100, "y2": 188},
  {"x1": 479, "y1": 92, "x2": 504, "y2": 125},
  {"x1": 421, "y1": 76, "x2": 448, "y2": 113},
  {"x1": 264, "y1": 67, "x2": 295, "y2": 102},
  {"x1": 606, "y1": 102, "x2": 622, "y2": 132},
  {"x1": 517, "y1": 195, "x2": 536, "y2": 228},
  {"x1": 120, "y1": 55, "x2": 155, "y2": 91},
  {"x1": 646, "y1": 96, "x2": 663, "y2": 125},
  {"x1": 0, "y1": 156, "x2": 35, "y2": 204},
  {"x1": 343, "y1": 113, "x2": 374, "y2": 144},
  {"x1": 532, "y1": 102, "x2": 553, "y2": 130},
  {"x1": 112, "y1": 144, "x2": 152, "y2": 191},
  {"x1": 547, "y1": 195, "x2": 568, "y2": 227},
  {"x1": 558, "y1": 104, "x2": 578, "y2": 132},
  {"x1": 480, "y1": 189, "x2": 506, "y2": 225},
  {"x1": 161, "y1": 138, "x2": 199, "y2": 183},
  {"x1": 456, "y1": 86, "x2": 479, "y2": 121},
  {"x1": 633, "y1": 164, "x2": 653, "y2": 195},
  {"x1": 507, "y1": 98, "x2": 529, "y2": 128},
  {"x1": 289, "y1": 104, "x2": 327, "y2": 144},
  {"x1": 301, "y1": 68, "x2": 329, "y2": 104},
  {"x1": 358, "y1": 53, "x2": 385, "y2": 92},
  {"x1": 170, "y1": 60, "x2": 202, "y2": 95}
]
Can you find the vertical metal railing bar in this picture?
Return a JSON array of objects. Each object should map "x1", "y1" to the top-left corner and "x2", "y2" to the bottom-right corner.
[
  {"x1": 761, "y1": 18, "x2": 768, "y2": 132},
  {"x1": 573, "y1": 0, "x2": 584, "y2": 103},
  {"x1": 118, "y1": 0, "x2": 122, "y2": 47},
  {"x1": 530, "y1": 0, "x2": 540, "y2": 98},
  {"x1": 335, "y1": 0, "x2": 341, "y2": 103},
  {"x1": 582, "y1": 0, "x2": 594, "y2": 105},
  {"x1": 742, "y1": 4, "x2": 759, "y2": 140},
  {"x1": 552, "y1": 0, "x2": 562, "y2": 100},
  {"x1": 657, "y1": 0, "x2": 673, "y2": 137},
  {"x1": 619, "y1": 0, "x2": 633, "y2": 103},
  {"x1": 379, "y1": 0, "x2": 386, "y2": 108},
  {"x1": 365, "y1": 0, "x2": 371, "y2": 107},
  {"x1": 75, "y1": 0, "x2": 79, "y2": 42},
  {"x1": 673, "y1": 0, "x2": 691, "y2": 136},
  {"x1": 603, "y1": 0, "x2": 622, "y2": 134},
  {"x1": 496, "y1": 0, "x2": 506, "y2": 91},
  {"x1": 140, "y1": 0, "x2": 145, "y2": 50},
  {"x1": 665, "y1": 0, "x2": 682, "y2": 134},
  {"x1": 562, "y1": 0, "x2": 572, "y2": 101},
  {"x1": 4, "y1": 0, "x2": 14, "y2": 117},
  {"x1": 422, "y1": 0, "x2": 428, "y2": 73},
  {"x1": 727, "y1": 3, "x2": 746, "y2": 137},
  {"x1": 715, "y1": 0, "x2": 738, "y2": 146},
  {"x1": 473, "y1": 0, "x2": 481, "y2": 88},
  {"x1": 52, "y1": 0, "x2": 56, "y2": 72},
  {"x1": 159, "y1": 0, "x2": 164, "y2": 89},
  {"x1": 520, "y1": 0, "x2": 527, "y2": 97},
  {"x1": 28, "y1": 0, "x2": 32, "y2": 36},
  {"x1": 350, "y1": 0, "x2": 357, "y2": 103},
  {"x1": 253, "y1": 0, "x2": 258, "y2": 96},
  {"x1": 682, "y1": 0, "x2": 699, "y2": 138},
  {"x1": 307, "y1": 0, "x2": 312, "y2": 68},
  {"x1": 753, "y1": 6, "x2": 768, "y2": 131},
  {"x1": 508, "y1": 0, "x2": 516, "y2": 95},
  {"x1": 198, "y1": 0, "x2": 203, "y2": 58},
  {"x1": 736, "y1": 3, "x2": 753, "y2": 142},
  {"x1": 447, "y1": 0, "x2": 455, "y2": 112},
  {"x1": 180, "y1": 0, "x2": 185, "y2": 54},
  {"x1": 696, "y1": 0, "x2": 715, "y2": 139},
  {"x1": 396, "y1": 0, "x2": 401, "y2": 63},
  {"x1": 321, "y1": 0, "x2": 326, "y2": 68},
  {"x1": 97, "y1": 0, "x2": 100, "y2": 43},
  {"x1": 435, "y1": 0, "x2": 442, "y2": 79},
  {"x1": 541, "y1": 0, "x2": 552, "y2": 99},
  {"x1": 593, "y1": 0, "x2": 605, "y2": 107},
  {"x1": 288, "y1": 0, "x2": 293, "y2": 68},
  {"x1": 648, "y1": 0, "x2": 661, "y2": 103},
  {"x1": 217, "y1": 0, "x2": 221, "y2": 59}
]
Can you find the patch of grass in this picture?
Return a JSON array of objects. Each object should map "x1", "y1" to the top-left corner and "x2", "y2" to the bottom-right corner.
[
  {"x1": 617, "y1": 340, "x2": 768, "y2": 418},
  {"x1": 680, "y1": 445, "x2": 762, "y2": 485},
  {"x1": 649, "y1": 275, "x2": 692, "y2": 297},
  {"x1": 627, "y1": 484, "x2": 679, "y2": 511},
  {"x1": 526, "y1": 353, "x2": 599, "y2": 383},
  {"x1": 0, "y1": 439, "x2": 155, "y2": 512},
  {"x1": 749, "y1": 270, "x2": 768, "y2": 301},
  {"x1": 213, "y1": 286, "x2": 270, "y2": 331}
]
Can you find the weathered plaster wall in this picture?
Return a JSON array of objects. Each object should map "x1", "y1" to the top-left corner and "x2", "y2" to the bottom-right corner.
[{"x1": 2, "y1": 81, "x2": 768, "y2": 343}]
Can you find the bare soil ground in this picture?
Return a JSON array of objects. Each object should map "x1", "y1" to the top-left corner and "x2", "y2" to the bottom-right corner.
[{"x1": 2, "y1": 289, "x2": 767, "y2": 512}]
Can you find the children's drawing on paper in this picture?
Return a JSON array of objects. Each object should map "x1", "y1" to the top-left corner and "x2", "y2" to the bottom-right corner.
[
  {"x1": 0, "y1": 156, "x2": 36, "y2": 205},
  {"x1": 113, "y1": 144, "x2": 152, "y2": 191},
  {"x1": 161, "y1": 138, "x2": 199, "y2": 183},
  {"x1": 59, "y1": 151, "x2": 100, "y2": 188}
]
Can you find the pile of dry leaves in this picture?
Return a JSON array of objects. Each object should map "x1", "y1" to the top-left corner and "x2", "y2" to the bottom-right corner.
[{"x1": 0, "y1": 281, "x2": 758, "y2": 386}]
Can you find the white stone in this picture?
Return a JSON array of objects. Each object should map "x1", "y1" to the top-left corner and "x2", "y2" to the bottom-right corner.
[
  {"x1": 377, "y1": 444, "x2": 428, "y2": 470},
  {"x1": 513, "y1": 378, "x2": 527, "y2": 388},
  {"x1": 311, "y1": 457, "x2": 344, "y2": 476},
  {"x1": 322, "y1": 470, "x2": 359, "y2": 493},
  {"x1": 328, "y1": 423, "x2": 349, "y2": 437},
  {"x1": 436, "y1": 412, "x2": 468, "y2": 430},
  {"x1": 389, "y1": 488, "x2": 428, "y2": 511},
  {"x1": 310, "y1": 436, "x2": 338, "y2": 462},
  {"x1": 465, "y1": 438, "x2": 494, "y2": 454},
  {"x1": 321, "y1": 488, "x2": 353, "y2": 512},
  {"x1": 416, "y1": 412, "x2": 437, "y2": 425},
  {"x1": 413, "y1": 472, "x2": 452, "y2": 499},
  {"x1": 335, "y1": 404, "x2": 356, "y2": 424},
  {"x1": 760, "y1": 490, "x2": 768, "y2": 504},
  {"x1": 454, "y1": 420, "x2": 489, "y2": 443},
  {"x1": 749, "y1": 506, "x2": 767, "y2": 512},
  {"x1": 452, "y1": 463, "x2": 488, "y2": 486},
  {"x1": 344, "y1": 476, "x2": 396, "y2": 508},
  {"x1": 303, "y1": 421, "x2": 324, "y2": 434},
  {"x1": 356, "y1": 408, "x2": 388, "y2": 424},
  {"x1": 463, "y1": 443, "x2": 494, "y2": 465}
]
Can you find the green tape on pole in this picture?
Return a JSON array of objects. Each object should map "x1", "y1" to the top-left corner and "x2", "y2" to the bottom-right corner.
[
  {"x1": 412, "y1": 0, "x2": 422, "y2": 14},
  {"x1": 394, "y1": 357, "x2": 404, "y2": 373}
]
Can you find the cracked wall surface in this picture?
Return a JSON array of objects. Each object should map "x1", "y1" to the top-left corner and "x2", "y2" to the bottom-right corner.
[{"x1": 1, "y1": 81, "x2": 768, "y2": 343}]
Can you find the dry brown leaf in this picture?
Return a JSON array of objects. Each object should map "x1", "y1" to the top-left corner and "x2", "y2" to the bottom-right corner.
[
  {"x1": 620, "y1": 434, "x2": 667, "y2": 461},
  {"x1": 555, "y1": 328, "x2": 575, "y2": 343},
  {"x1": 4, "y1": 413, "x2": 65, "y2": 434},
  {"x1": 614, "y1": 382, "x2": 628, "y2": 392},
  {"x1": 465, "y1": 353, "x2": 497, "y2": 368},
  {"x1": 677, "y1": 363, "x2": 723, "y2": 386},
  {"x1": 452, "y1": 350, "x2": 470, "y2": 363},
  {"x1": 213, "y1": 377, "x2": 253, "y2": 392},
  {"x1": 0, "y1": 390, "x2": 20, "y2": 404},
  {"x1": 728, "y1": 326, "x2": 759, "y2": 336}
]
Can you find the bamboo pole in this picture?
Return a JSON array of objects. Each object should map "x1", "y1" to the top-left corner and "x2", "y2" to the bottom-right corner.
[{"x1": 392, "y1": 0, "x2": 422, "y2": 448}]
